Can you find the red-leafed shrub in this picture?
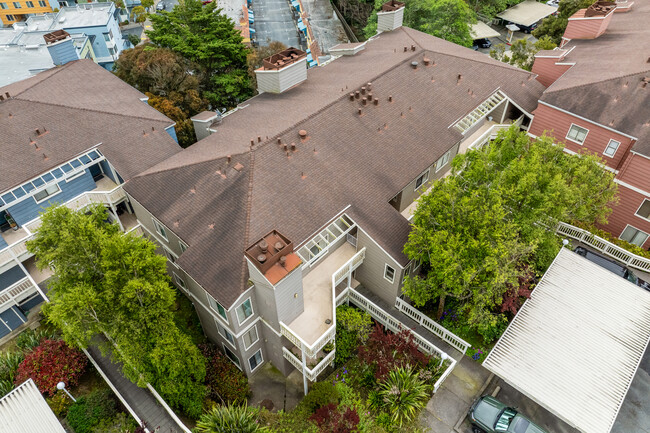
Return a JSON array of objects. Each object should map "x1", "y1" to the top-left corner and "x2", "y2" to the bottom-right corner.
[
  {"x1": 309, "y1": 403, "x2": 360, "y2": 433},
  {"x1": 14, "y1": 339, "x2": 87, "y2": 396},
  {"x1": 500, "y1": 264, "x2": 536, "y2": 316},
  {"x1": 199, "y1": 343, "x2": 251, "y2": 404},
  {"x1": 358, "y1": 323, "x2": 431, "y2": 382}
]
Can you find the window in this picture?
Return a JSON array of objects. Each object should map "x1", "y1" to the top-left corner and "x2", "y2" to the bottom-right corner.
[
  {"x1": 636, "y1": 200, "x2": 650, "y2": 221},
  {"x1": 236, "y1": 298, "x2": 253, "y2": 325},
  {"x1": 12, "y1": 2, "x2": 21, "y2": 7},
  {"x1": 566, "y1": 124, "x2": 589, "y2": 144},
  {"x1": 620, "y1": 225, "x2": 649, "y2": 247},
  {"x1": 172, "y1": 272, "x2": 186, "y2": 290},
  {"x1": 179, "y1": 240, "x2": 188, "y2": 253},
  {"x1": 152, "y1": 218, "x2": 168, "y2": 240},
  {"x1": 108, "y1": 47, "x2": 115, "y2": 56},
  {"x1": 402, "y1": 263, "x2": 411, "y2": 285},
  {"x1": 384, "y1": 264, "x2": 395, "y2": 284},
  {"x1": 218, "y1": 323, "x2": 236, "y2": 347},
  {"x1": 435, "y1": 150, "x2": 451, "y2": 172},
  {"x1": 6, "y1": 13, "x2": 14, "y2": 19},
  {"x1": 223, "y1": 345, "x2": 241, "y2": 369},
  {"x1": 414, "y1": 170, "x2": 429, "y2": 190},
  {"x1": 103, "y1": 33, "x2": 111, "y2": 42},
  {"x1": 413, "y1": 259, "x2": 421, "y2": 272},
  {"x1": 603, "y1": 139, "x2": 620, "y2": 157},
  {"x1": 38, "y1": 0, "x2": 46, "y2": 6},
  {"x1": 243, "y1": 325, "x2": 259, "y2": 350},
  {"x1": 0, "y1": 3, "x2": 8, "y2": 9},
  {"x1": 207, "y1": 295, "x2": 228, "y2": 322},
  {"x1": 248, "y1": 350, "x2": 263, "y2": 372},
  {"x1": 33, "y1": 184, "x2": 61, "y2": 203},
  {"x1": 25, "y1": 1, "x2": 33, "y2": 6},
  {"x1": 162, "y1": 247, "x2": 176, "y2": 264}
]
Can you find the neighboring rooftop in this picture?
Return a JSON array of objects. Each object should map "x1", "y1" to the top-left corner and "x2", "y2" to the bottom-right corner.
[
  {"x1": 496, "y1": 0, "x2": 557, "y2": 26},
  {"x1": 0, "y1": 59, "x2": 181, "y2": 192},
  {"x1": 50, "y1": 3, "x2": 114, "y2": 30},
  {"x1": 484, "y1": 248, "x2": 650, "y2": 433},
  {"x1": 0, "y1": 379, "x2": 66, "y2": 433},
  {"x1": 540, "y1": 0, "x2": 650, "y2": 155},
  {"x1": 0, "y1": 45, "x2": 54, "y2": 87},
  {"x1": 125, "y1": 27, "x2": 545, "y2": 306}
]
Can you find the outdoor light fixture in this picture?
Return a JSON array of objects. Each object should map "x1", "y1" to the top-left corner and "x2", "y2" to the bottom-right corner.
[{"x1": 57, "y1": 381, "x2": 76, "y2": 402}]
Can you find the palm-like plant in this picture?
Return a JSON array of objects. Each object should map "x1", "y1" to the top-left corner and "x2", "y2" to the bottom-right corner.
[
  {"x1": 378, "y1": 365, "x2": 431, "y2": 427},
  {"x1": 195, "y1": 402, "x2": 266, "y2": 433}
]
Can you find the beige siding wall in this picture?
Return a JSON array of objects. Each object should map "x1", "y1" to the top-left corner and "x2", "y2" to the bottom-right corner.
[{"x1": 354, "y1": 228, "x2": 402, "y2": 305}]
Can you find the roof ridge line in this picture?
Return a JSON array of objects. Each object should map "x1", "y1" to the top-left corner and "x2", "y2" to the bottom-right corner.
[
  {"x1": 1, "y1": 61, "x2": 72, "y2": 96},
  {"x1": 131, "y1": 150, "x2": 250, "y2": 180},
  {"x1": 545, "y1": 68, "x2": 650, "y2": 95},
  {"x1": 13, "y1": 95, "x2": 172, "y2": 124}
]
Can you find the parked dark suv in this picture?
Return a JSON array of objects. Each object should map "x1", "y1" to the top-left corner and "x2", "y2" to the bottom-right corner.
[
  {"x1": 469, "y1": 396, "x2": 548, "y2": 433},
  {"x1": 473, "y1": 38, "x2": 492, "y2": 50},
  {"x1": 574, "y1": 246, "x2": 650, "y2": 291}
]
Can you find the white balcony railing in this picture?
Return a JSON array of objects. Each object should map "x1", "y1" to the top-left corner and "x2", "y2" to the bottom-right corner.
[
  {"x1": 280, "y1": 247, "x2": 366, "y2": 358},
  {"x1": 282, "y1": 347, "x2": 336, "y2": 382},
  {"x1": 556, "y1": 222, "x2": 650, "y2": 273},
  {"x1": 0, "y1": 277, "x2": 37, "y2": 310},
  {"x1": 0, "y1": 186, "x2": 126, "y2": 267},
  {"x1": 467, "y1": 123, "x2": 511, "y2": 151}
]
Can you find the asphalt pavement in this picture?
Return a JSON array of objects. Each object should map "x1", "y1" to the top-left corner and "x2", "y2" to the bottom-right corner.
[{"x1": 251, "y1": 0, "x2": 300, "y2": 48}]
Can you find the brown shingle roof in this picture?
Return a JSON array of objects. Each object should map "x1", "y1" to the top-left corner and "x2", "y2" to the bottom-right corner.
[
  {"x1": 0, "y1": 60, "x2": 182, "y2": 191},
  {"x1": 540, "y1": 1, "x2": 650, "y2": 155},
  {"x1": 125, "y1": 27, "x2": 545, "y2": 307}
]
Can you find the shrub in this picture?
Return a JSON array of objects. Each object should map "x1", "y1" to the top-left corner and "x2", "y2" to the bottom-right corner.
[
  {"x1": 0, "y1": 379, "x2": 14, "y2": 398},
  {"x1": 335, "y1": 306, "x2": 372, "y2": 365},
  {"x1": 378, "y1": 366, "x2": 430, "y2": 427},
  {"x1": 91, "y1": 412, "x2": 137, "y2": 433},
  {"x1": 195, "y1": 402, "x2": 266, "y2": 433},
  {"x1": 0, "y1": 351, "x2": 24, "y2": 383},
  {"x1": 358, "y1": 323, "x2": 431, "y2": 382},
  {"x1": 375, "y1": 412, "x2": 392, "y2": 431},
  {"x1": 15, "y1": 328, "x2": 59, "y2": 352},
  {"x1": 200, "y1": 343, "x2": 250, "y2": 404},
  {"x1": 66, "y1": 388, "x2": 117, "y2": 433},
  {"x1": 302, "y1": 381, "x2": 339, "y2": 413},
  {"x1": 309, "y1": 403, "x2": 360, "y2": 433},
  {"x1": 14, "y1": 339, "x2": 87, "y2": 396},
  {"x1": 46, "y1": 390, "x2": 73, "y2": 417}
]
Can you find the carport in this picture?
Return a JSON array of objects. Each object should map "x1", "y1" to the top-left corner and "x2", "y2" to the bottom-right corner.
[
  {"x1": 470, "y1": 22, "x2": 500, "y2": 40},
  {"x1": 483, "y1": 248, "x2": 650, "y2": 433},
  {"x1": 496, "y1": 0, "x2": 556, "y2": 27}
]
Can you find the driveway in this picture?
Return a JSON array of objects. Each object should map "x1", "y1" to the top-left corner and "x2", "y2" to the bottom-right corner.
[
  {"x1": 420, "y1": 357, "x2": 579, "y2": 433},
  {"x1": 251, "y1": 0, "x2": 301, "y2": 47}
]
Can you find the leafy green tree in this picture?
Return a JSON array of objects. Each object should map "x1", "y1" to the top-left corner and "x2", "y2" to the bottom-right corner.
[
  {"x1": 404, "y1": 127, "x2": 617, "y2": 340},
  {"x1": 378, "y1": 366, "x2": 430, "y2": 427},
  {"x1": 472, "y1": 0, "x2": 524, "y2": 18},
  {"x1": 489, "y1": 35, "x2": 556, "y2": 70},
  {"x1": 141, "y1": 0, "x2": 154, "y2": 9},
  {"x1": 247, "y1": 40, "x2": 287, "y2": 91},
  {"x1": 196, "y1": 402, "x2": 266, "y2": 433},
  {"x1": 126, "y1": 33, "x2": 140, "y2": 47},
  {"x1": 147, "y1": 0, "x2": 253, "y2": 109},
  {"x1": 365, "y1": 0, "x2": 476, "y2": 47},
  {"x1": 131, "y1": 5, "x2": 147, "y2": 24},
  {"x1": 27, "y1": 205, "x2": 206, "y2": 417},
  {"x1": 334, "y1": 305, "x2": 372, "y2": 365},
  {"x1": 533, "y1": 0, "x2": 596, "y2": 44}
]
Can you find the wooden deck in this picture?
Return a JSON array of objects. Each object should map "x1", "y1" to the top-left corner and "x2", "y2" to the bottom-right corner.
[{"x1": 86, "y1": 343, "x2": 185, "y2": 433}]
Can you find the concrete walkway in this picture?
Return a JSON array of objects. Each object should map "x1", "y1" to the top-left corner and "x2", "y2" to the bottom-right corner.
[
  {"x1": 247, "y1": 363, "x2": 304, "y2": 412},
  {"x1": 86, "y1": 343, "x2": 184, "y2": 433}
]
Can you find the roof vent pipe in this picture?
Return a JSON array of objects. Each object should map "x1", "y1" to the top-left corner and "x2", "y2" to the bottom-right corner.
[
  {"x1": 259, "y1": 240, "x2": 268, "y2": 253},
  {"x1": 362, "y1": 97, "x2": 367, "y2": 106},
  {"x1": 275, "y1": 241, "x2": 284, "y2": 251},
  {"x1": 257, "y1": 254, "x2": 267, "y2": 263},
  {"x1": 411, "y1": 61, "x2": 418, "y2": 69}
]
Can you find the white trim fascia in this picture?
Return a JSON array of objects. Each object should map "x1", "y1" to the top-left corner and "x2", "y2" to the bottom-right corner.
[
  {"x1": 554, "y1": 62, "x2": 576, "y2": 66},
  {"x1": 295, "y1": 204, "x2": 352, "y2": 250},
  {"x1": 614, "y1": 179, "x2": 650, "y2": 199},
  {"x1": 64, "y1": 170, "x2": 86, "y2": 183},
  {"x1": 568, "y1": 13, "x2": 613, "y2": 21},
  {"x1": 537, "y1": 101, "x2": 637, "y2": 140},
  {"x1": 226, "y1": 282, "x2": 256, "y2": 313},
  {"x1": 503, "y1": 94, "x2": 534, "y2": 120},
  {"x1": 260, "y1": 317, "x2": 282, "y2": 337},
  {"x1": 534, "y1": 46, "x2": 575, "y2": 59},
  {"x1": 347, "y1": 216, "x2": 404, "y2": 269},
  {"x1": 33, "y1": 183, "x2": 62, "y2": 204},
  {"x1": 448, "y1": 87, "x2": 503, "y2": 128},
  {"x1": 630, "y1": 150, "x2": 650, "y2": 162}
]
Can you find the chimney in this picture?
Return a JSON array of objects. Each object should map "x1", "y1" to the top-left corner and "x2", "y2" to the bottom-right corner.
[
  {"x1": 255, "y1": 47, "x2": 308, "y2": 94},
  {"x1": 377, "y1": 0, "x2": 405, "y2": 33},
  {"x1": 190, "y1": 110, "x2": 223, "y2": 141},
  {"x1": 531, "y1": 48, "x2": 574, "y2": 88},
  {"x1": 564, "y1": 1, "x2": 617, "y2": 40},
  {"x1": 43, "y1": 30, "x2": 79, "y2": 66}
]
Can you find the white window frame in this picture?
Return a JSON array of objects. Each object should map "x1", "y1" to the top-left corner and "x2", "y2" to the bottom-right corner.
[
  {"x1": 33, "y1": 183, "x2": 61, "y2": 203},
  {"x1": 242, "y1": 324, "x2": 259, "y2": 350},
  {"x1": 435, "y1": 150, "x2": 451, "y2": 172},
  {"x1": 635, "y1": 199, "x2": 650, "y2": 222},
  {"x1": 65, "y1": 170, "x2": 85, "y2": 183},
  {"x1": 179, "y1": 240, "x2": 188, "y2": 253},
  {"x1": 566, "y1": 123, "x2": 589, "y2": 145},
  {"x1": 223, "y1": 344, "x2": 241, "y2": 370},
  {"x1": 414, "y1": 170, "x2": 429, "y2": 191},
  {"x1": 172, "y1": 272, "x2": 186, "y2": 291},
  {"x1": 619, "y1": 224, "x2": 650, "y2": 247},
  {"x1": 248, "y1": 349, "x2": 263, "y2": 372},
  {"x1": 5, "y1": 14, "x2": 14, "y2": 20},
  {"x1": 603, "y1": 139, "x2": 621, "y2": 158},
  {"x1": 402, "y1": 263, "x2": 411, "y2": 285},
  {"x1": 217, "y1": 321, "x2": 236, "y2": 348},
  {"x1": 207, "y1": 294, "x2": 228, "y2": 324},
  {"x1": 152, "y1": 218, "x2": 168, "y2": 241},
  {"x1": 236, "y1": 297, "x2": 254, "y2": 326},
  {"x1": 384, "y1": 264, "x2": 396, "y2": 284},
  {"x1": 413, "y1": 259, "x2": 421, "y2": 272},
  {"x1": 162, "y1": 246, "x2": 176, "y2": 264}
]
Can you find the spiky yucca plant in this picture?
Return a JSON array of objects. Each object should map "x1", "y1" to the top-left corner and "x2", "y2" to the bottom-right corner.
[
  {"x1": 195, "y1": 402, "x2": 266, "y2": 433},
  {"x1": 379, "y1": 365, "x2": 431, "y2": 427}
]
